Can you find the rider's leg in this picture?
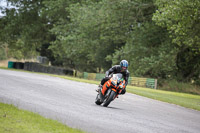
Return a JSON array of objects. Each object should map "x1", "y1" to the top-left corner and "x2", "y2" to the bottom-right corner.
[
  {"x1": 96, "y1": 77, "x2": 109, "y2": 92},
  {"x1": 119, "y1": 88, "x2": 126, "y2": 95}
]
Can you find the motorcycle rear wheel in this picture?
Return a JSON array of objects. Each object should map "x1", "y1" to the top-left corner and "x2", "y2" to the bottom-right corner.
[{"x1": 103, "y1": 90, "x2": 116, "y2": 107}]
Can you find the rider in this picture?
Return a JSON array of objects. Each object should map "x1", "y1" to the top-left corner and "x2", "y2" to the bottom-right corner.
[{"x1": 98, "y1": 60, "x2": 129, "y2": 96}]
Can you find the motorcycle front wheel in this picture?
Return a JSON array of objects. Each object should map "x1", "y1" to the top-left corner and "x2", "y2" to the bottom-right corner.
[{"x1": 102, "y1": 90, "x2": 116, "y2": 107}]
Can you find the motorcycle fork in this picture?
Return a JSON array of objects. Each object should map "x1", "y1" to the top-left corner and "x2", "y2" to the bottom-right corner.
[
  {"x1": 110, "y1": 88, "x2": 118, "y2": 100},
  {"x1": 105, "y1": 89, "x2": 112, "y2": 98},
  {"x1": 112, "y1": 89, "x2": 120, "y2": 99}
]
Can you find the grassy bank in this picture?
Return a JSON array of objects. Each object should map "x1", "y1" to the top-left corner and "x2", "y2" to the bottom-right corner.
[
  {"x1": 126, "y1": 86, "x2": 200, "y2": 111},
  {"x1": 1, "y1": 67, "x2": 200, "y2": 111},
  {"x1": 0, "y1": 102, "x2": 84, "y2": 133}
]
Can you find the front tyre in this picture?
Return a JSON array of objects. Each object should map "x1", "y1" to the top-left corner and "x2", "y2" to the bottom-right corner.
[{"x1": 103, "y1": 90, "x2": 116, "y2": 107}]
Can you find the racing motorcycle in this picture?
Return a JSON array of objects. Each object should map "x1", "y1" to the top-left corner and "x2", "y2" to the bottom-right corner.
[{"x1": 95, "y1": 73, "x2": 125, "y2": 107}]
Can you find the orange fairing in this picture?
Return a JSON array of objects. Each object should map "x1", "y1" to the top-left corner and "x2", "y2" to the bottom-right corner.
[
  {"x1": 102, "y1": 80, "x2": 111, "y2": 95},
  {"x1": 101, "y1": 78, "x2": 125, "y2": 95}
]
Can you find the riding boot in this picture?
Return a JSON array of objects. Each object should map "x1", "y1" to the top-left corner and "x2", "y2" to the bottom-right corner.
[
  {"x1": 98, "y1": 84, "x2": 104, "y2": 102},
  {"x1": 96, "y1": 84, "x2": 102, "y2": 92}
]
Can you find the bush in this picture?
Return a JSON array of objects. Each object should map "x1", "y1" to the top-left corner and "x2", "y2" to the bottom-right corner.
[
  {"x1": 159, "y1": 80, "x2": 200, "y2": 95},
  {"x1": 76, "y1": 71, "x2": 83, "y2": 78},
  {"x1": 0, "y1": 48, "x2": 6, "y2": 60}
]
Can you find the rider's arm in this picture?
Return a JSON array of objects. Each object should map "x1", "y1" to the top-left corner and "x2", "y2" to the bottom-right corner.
[
  {"x1": 105, "y1": 66, "x2": 117, "y2": 77},
  {"x1": 124, "y1": 71, "x2": 130, "y2": 86}
]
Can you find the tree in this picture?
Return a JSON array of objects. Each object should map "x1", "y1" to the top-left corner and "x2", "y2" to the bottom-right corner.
[
  {"x1": 0, "y1": 0, "x2": 51, "y2": 59},
  {"x1": 41, "y1": 0, "x2": 80, "y2": 67},
  {"x1": 153, "y1": 0, "x2": 200, "y2": 49},
  {"x1": 153, "y1": 0, "x2": 200, "y2": 82},
  {"x1": 50, "y1": 0, "x2": 156, "y2": 72},
  {"x1": 107, "y1": 22, "x2": 177, "y2": 78}
]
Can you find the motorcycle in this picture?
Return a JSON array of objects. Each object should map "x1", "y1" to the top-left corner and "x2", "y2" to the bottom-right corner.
[{"x1": 95, "y1": 73, "x2": 125, "y2": 107}]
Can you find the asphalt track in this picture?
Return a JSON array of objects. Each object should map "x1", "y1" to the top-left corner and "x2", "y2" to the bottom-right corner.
[{"x1": 0, "y1": 69, "x2": 200, "y2": 133}]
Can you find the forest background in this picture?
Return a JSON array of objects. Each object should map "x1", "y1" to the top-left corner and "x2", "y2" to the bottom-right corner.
[{"x1": 0, "y1": 0, "x2": 200, "y2": 94}]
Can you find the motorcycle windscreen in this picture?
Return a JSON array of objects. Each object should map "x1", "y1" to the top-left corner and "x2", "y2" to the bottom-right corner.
[{"x1": 112, "y1": 73, "x2": 123, "y2": 80}]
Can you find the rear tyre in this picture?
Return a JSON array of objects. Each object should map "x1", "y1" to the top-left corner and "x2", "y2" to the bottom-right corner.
[
  {"x1": 95, "y1": 94, "x2": 102, "y2": 105},
  {"x1": 103, "y1": 90, "x2": 116, "y2": 107}
]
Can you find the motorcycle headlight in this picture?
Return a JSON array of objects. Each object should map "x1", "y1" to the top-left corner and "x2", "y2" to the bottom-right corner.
[{"x1": 119, "y1": 85, "x2": 123, "y2": 90}]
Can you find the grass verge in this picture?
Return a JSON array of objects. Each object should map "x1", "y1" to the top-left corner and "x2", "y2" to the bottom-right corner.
[
  {"x1": 1, "y1": 67, "x2": 200, "y2": 111},
  {"x1": 127, "y1": 86, "x2": 200, "y2": 111},
  {"x1": 0, "y1": 102, "x2": 84, "y2": 133}
]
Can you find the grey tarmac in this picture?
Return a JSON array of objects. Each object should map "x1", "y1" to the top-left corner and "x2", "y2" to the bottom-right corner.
[{"x1": 0, "y1": 69, "x2": 200, "y2": 133}]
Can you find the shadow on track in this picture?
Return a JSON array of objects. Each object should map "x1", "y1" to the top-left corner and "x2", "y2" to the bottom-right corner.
[
  {"x1": 93, "y1": 104, "x2": 123, "y2": 110},
  {"x1": 106, "y1": 106, "x2": 123, "y2": 110}
]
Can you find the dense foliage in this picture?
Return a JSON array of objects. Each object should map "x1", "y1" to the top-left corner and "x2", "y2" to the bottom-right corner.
[{"x1": 0, "y1": 0, "x2": 199, "y2": 85}]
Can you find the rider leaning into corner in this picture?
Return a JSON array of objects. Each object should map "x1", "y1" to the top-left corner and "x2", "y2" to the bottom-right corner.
[{"x1": 97, "y1": 60, "x2": 130, "y2": 97}]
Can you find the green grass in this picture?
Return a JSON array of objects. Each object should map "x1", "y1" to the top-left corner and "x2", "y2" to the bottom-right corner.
[
  {"x1": 1, "y1": 67, "x2": 200, "y2": 111},
  {"x1": 0, "y1": 102, "x2": 84, "y2": 133},
  {"x1": 127, "y1": 86, "x2": 200, "y2": 111}
]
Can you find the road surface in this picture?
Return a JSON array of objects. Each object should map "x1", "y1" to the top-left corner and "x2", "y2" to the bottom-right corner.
[{"x1": 0, "y1": 69, "x2": 200, "y2": 133}]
